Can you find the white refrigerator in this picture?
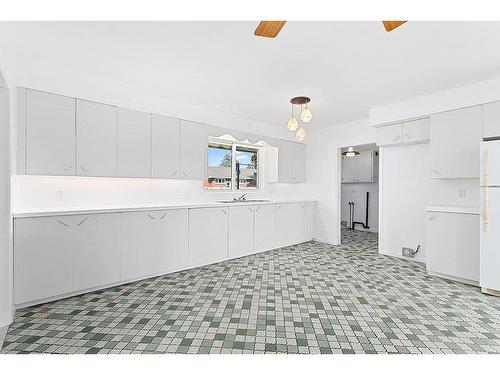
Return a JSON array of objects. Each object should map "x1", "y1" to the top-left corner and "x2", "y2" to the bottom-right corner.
[{"x1": 480, "y1": 140, "x2": 500, "y2": 295}]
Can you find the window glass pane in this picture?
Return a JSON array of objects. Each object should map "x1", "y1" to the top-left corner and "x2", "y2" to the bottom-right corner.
[
  {"x1": 235, "y1": 146, "x2": 258, "y2": 190},
  {"x1": 203, "y1": 143, "x2": 232, "y2": 190}
]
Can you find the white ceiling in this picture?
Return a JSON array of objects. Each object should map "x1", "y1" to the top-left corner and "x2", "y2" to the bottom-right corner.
[{"x1": 1, "y1": 21, "x2": 500, "y2": 130}]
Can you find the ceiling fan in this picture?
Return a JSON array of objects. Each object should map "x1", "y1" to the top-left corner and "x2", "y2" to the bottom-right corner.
[{"x1": 254, "y1": 20, "x2": 407, "y2": 38}]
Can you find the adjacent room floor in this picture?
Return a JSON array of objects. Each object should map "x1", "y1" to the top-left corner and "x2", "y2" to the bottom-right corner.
[{"x1": 2, "y1": 229, "x2": 500, "y2": 354}]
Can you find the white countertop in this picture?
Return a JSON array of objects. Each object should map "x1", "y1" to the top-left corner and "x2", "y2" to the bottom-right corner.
[
  {"x1": 13, "y1": 199, "x2": 317, "y2": 218},
  {"x1": 425, "y1": 205, "x2": 480, "y2": 215}
]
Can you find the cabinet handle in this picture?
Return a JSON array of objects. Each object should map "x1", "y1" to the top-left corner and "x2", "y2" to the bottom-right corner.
[
  {"x1": 182, "y1": 171, "x2": 188, "y2": 178},
  {"x1": 432, "y1": 169, "x2": 442, "y2": 176},
  {"x1": 147, "y1": 214, "x2": 156, "y2": 220},
  {"x1": 80, "y1": 166, "x2": 88, "y2": 173},
  {"x1": 405, "y1": 134, "x2": 413, "y2": 140},
  {"x1": 428, "y1": 215, "x2": 437, "y2": 221},
  {"x1": 77, "y1": 218, "x2": 88, "y2": 226},
  {"x1": 254, "y1": 206, "x2": 261, "y2": 212},
  {"x1": 57, "y1": 220, "x2": 69, "y2": 227},
  {"x1": 221, "y1": 209, "x2": 227, "y2": 215},
  {"x1": 159, "y1": 212, "x2": 168, "y2": 220},
  {"x1": 248, "y1": 207, "x2": 254, "y2": 213},
  {"x1": 60, "y1": 165, "x2": 72, "y2": 172},
  {"x1": 171, "y1": 171, "x2": 178, "y2": 177},
  {"x1": 393, "y1": 135, "x2": 401, "y2": 142}
]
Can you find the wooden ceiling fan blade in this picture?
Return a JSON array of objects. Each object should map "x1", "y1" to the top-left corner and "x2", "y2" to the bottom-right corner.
[
  {"x1": 254, "y1": 21, "x2": 286, "y2": 38},
  {"x1": 382, "y1": 21, "x2": 407, "y2": 32}
]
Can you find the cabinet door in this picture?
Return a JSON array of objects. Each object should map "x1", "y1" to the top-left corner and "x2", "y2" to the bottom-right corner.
[
  {"x1": 403, "y1": 118, "x2": 430, "y2": 144},
  {"x1": 481, "y1": 188, "x2": 500, "y2": 290},
  {"x1": 14, "y1": 216, "x2": 73, "y2": 304},
  {"x1": 292, "y1": 142, "x2": 306, "y2": 182},
  {"x1": 152, "y1": 115, "x2": 180, "y2": 178},
  {"x1": 376, "y1": 123, "x2": 403, "y2": 146},
  {"x1": 430, "y1": 106, "x2": 482, "y2": 179},
  {"x1": 121, "y1": 212, "x2": 157, "y2": 280},
  {"x1": 76, "y1": 100, "x2": 117, "y2": 177},
  {"x1": 188, "y1": 207, "x2": 228, "y2": 268},
  {"x1": 426, "y1": 212, "x2": 479, "y2": 282},
  {"x1": 117, "y1": 108, "x2": 152, "y2": 178},
  {"x1": 179, "y1": 120, "x2": 206, "y2": 180},
  {"x1": 483, "y1": 101, "x2": 500, "y2": 140},
  {"x1": 156, "y1": 209, "x2": 189, "y2": 275},
  {"x1": 356, "y1": 151, "x2": 373, "y2": 183},
  {"x1": 228, "y1": 206, "x2": 255, "y2": 258},
  {"x1": 276, "y1": 203, "x2": 302, "y2": 247},
  {"x1": 341, "y1": 155, "x2": 358, "y2": 183},
  {"x1": 26, "y1": 90, "x2": 75, "y2": 175},
  {"x1": 304, "y1": 202, "x2": 315, "y2": 241},
  {"x1": 254, "y1": 204, "x2": 277, "y2": 252},
  {"x1": 72, "y1": 214, "x2": 121, "y2": 291},
  {"x1": 278, "y1": 140, "x2": 294, "y2": 182}
]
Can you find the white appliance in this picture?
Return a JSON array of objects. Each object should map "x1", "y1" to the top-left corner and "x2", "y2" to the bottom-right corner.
[{"x1": 480, "y1": 140, "x2": 500, "y2": 295}]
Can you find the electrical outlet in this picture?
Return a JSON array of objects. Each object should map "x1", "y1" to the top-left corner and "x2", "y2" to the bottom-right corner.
[
  {"x1": 458, "y1": 187, "x2": 466, "y2": 199},
  {"x1": 56, "y1": 190, "x2": 64, "y2": 200}
]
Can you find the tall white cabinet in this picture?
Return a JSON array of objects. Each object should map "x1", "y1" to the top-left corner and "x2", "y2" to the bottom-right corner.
[
  {"x1": 76, "y1": 100, "x2": 117, "y2": 177},
  {"x1": 26, "y1": 90, "x2": 76, "y2": 175},
  {"x1": 117, "y1": 109, "x2": 152, "y2": 178},
  {"x1": 278, "y1": 140, "x2": 306, "y2": 183}
]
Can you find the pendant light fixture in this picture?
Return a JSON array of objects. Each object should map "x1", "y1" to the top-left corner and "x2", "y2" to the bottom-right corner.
[
  {"x1": 288, "y1": 96, "x2": 312, "y2": 140},
  {"x1": 342, "y1": 146, "x2": 360, "y2": 157},
  {"x1": 287, "y1": 103, "x2": 298, "y2": 131}
]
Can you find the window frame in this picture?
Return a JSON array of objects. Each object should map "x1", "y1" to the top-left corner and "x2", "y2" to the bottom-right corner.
[{"x1": 205, "y1": 138, "x2": 261, "y2": 192}]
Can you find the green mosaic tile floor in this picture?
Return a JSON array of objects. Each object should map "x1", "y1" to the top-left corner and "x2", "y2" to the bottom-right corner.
[{"x1": 2, "y1": 229, "x2": 500, "y2": 354}]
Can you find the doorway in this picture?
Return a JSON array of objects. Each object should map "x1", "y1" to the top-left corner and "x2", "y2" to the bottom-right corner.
[{"x1": 338, "y1": 143, "x2": 379, "y2": 245}]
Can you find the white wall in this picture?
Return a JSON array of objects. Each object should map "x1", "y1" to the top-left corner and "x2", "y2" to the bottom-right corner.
[
  {"x1": 0, "y1": 78, "x2": 12, "y2": 327},
  {"x1": 379, "y1": 143, "x2": 431, "y2": 263},
  {"x1": 341, "y1": 182, "x2": 379, "y2": 233},
  {"x1": 370, "y1": 76, "x2": 500, "y2": 126},
  {"x1": 307, "y1": 118, "x2": 376, "y2": 244}
]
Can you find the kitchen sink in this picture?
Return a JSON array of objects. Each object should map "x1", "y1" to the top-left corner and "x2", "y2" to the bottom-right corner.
[{"x1": 216, "y1": 199, "x2": 271, "y2": 203}]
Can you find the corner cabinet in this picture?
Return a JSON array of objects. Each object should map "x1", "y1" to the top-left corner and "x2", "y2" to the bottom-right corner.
[
  {"x1": 430, "y1": 106, "x2": 482, "y2": 179},
  {"x1": 278, "y1": 140, "x2": 306, "y2": 183},
  {"x1": 25, "y1": 90, "x2": 76, "y2": 175}
]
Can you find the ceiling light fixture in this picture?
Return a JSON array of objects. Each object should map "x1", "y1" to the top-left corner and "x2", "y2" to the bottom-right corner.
[
  {"x1": 342, "y1": 146, "x2": 360, "y2": 157},
  {"x1": 288, "y1": 96, "x2": 312, "y2": 140},
  {"x1": 287, "y1": 103, "x2": 298, "y2": 131}
]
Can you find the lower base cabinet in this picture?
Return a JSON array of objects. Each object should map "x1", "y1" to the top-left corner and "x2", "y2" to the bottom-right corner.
[
  {"x1": 13, "y1": 201, "x2": 314, "y2": 306},
  {"x1": 426, "y1": 211, "x2": 479, "y2": 283},
  {"x1": 189, "y1": 207, "x2": 229, "y2": 268}
]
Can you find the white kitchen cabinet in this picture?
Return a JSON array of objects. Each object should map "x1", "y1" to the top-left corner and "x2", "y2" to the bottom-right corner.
[
  {"x1": 483, "y1": 101, "x2": 500, "y2": 139},
  {"x1": 426, "y1": 211, "x2": 479, "y2": 283},
  {"x1": 179, "y1": 120, "x2": 206, "y2": 180},
  {"x1": 72, "y1": 213, "x2": 121, "y2": 291},
  {"x1": 120, "y1": 212, "x2": 157, "y2": 280},
  {"x1": 152, "y1": 115, "x2": 180, "y2": 178},
  {"x1": 26, "y1": 90, "x2": 76, "y2": 175},
  {"x1": 304, "y1": 202, "x2": 315, "y2": 241},
  {"x1": 189, "y1": 207, "x2": 228, "y2": 268},
  {"x1": 228, "y1": 206, "x2": 255, "y2": 259},
  {"x1": 403, "y1": 118, "x2": 430, "y2": 144},
  {"x1": 276, "y1": 203, "x2": 302, "y2": 247},
  {"x1": 156, "y1": 209, "x2": 189, "y2": 275},
  {"x1": 14, "y1": 216, "x2": 73, "y2": 304},
  {"x1": 254, "y1": 204, "x2": 277, "y2": 252},
  {"x1": 430, "y1": 106, "x2": 482, "y2": 179},
  {"x1": 117, "y1": 108, "x2": 152, "y2": 178},
  {"x1": 76, "y1": 100, "x2": 117, "y2": 177},
  {"x1": 342, "y1": 151, "x2": 377, "y2": 183},
  {"x1": 376, "y1": 123, "x2": 403, "y2": 146},
  {"x1": 278, "y1": 140, "x2": 306, "y2": 183}
]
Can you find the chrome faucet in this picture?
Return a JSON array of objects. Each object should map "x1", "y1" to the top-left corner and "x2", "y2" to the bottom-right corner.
[{"x1": 234, "y1": 194, "x2": 247, "y2": 201}]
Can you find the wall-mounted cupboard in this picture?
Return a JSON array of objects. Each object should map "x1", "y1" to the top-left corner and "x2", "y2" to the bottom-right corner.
[
  {"x1": 376, "y1": 118, "x2": 430, "y2": 147},
  {"x1": 278, "y1": 140, "x2": 306, "y2": 183},
  {"x1": 341, "y1": 150, "x2": 378, "y2": 183},
  {"x1": 13, "y1": 201, "x2": 315, "y2": 307},
  {"x1": 483, "y1": 100, "x2": 500, "y2": 140}
]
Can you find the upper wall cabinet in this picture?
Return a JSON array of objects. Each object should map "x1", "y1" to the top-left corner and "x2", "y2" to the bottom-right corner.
[
  {"x1": 278, "y1": 140, "x2": 306, "y2": 183},
  {"x1": 342, "y1": 150, "x2": 378, "y2": 183},
  {"x1": 483, "y1": 101, "x2": 500, "y2": 140},
  {"x1": 430, "y1": 105, "x2": 482, "y2": 179},
  {"x1": 117, "y1": 108, "x2": 152, "y2": 178},
  {"x1": 76, "y1": 100, "x2": 117, "y2": 177},
  {"x1": 152, "y1": 115, "x2": 180, "y2": 178},
  {"x1": 26, "y1": 90, "x2": 76, "y2": 175},
  {"x1": 376, "y1": 118, "x2": 430, "y2": 147},
  {"x1": 179, "y1": 120, "x2": 206, "y2": 180}
]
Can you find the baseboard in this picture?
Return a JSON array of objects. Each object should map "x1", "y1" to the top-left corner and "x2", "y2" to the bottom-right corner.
[
  {"x1": 481, "y1": 287, "x2": 500, "y2": 297},
  {"x1": 427, "y1": 271, "x2": 479, "y2": 287},
  {"x1": 0, "y1": 325, "x2": 8, "y2": 350}
]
